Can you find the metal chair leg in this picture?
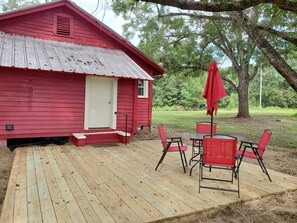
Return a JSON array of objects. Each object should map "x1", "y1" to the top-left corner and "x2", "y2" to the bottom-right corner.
[
  {"x1": 183, "y1": 151, "x2": 188, "y2": 166},
  {"x1": 155, "y1": 151, "x2": 167, "y2": 171},
  {"x1": 258, "y1": 158, "x2": 272, "y2": 182},
  {"x1": 198, "y1": 162, "x2": 202, "y2": 193},
  {"x1": 179, "y1": 150, "x2": 186, "y2": 173},
  {"x1": 237, "y1": 168, "x2": 240, "y2": 198},
  {"x1": 256, "y1": 158, "x2": 266, "y2": 172}
]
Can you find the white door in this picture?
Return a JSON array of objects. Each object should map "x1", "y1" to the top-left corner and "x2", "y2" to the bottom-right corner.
[{"x1": 85, "y1": 76, "x2": 117, "y2": 129}]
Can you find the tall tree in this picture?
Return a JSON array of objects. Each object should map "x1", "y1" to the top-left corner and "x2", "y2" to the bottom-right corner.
[
  {"x1": 135, "y1": 0, "x2": 297, "y2": 92},
  {"x1": 200, "y1": 17, "x2": 261, "y2": 118},
  {"x1": 113, "y1": 2, "x2": 267, "y2": 118}
]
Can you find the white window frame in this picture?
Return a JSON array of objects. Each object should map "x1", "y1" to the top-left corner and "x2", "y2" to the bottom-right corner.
[{"x1": 138, "y1": 80, "x2": 149, "y2": 98}]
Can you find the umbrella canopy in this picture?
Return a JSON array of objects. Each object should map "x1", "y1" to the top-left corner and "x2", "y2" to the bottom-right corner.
[
  {"x1": 203, "y1": 62, "x2": 227, "y2": 116},
  {"x1": 202, "y1": 62, "x2": 227, "y2": 135}
]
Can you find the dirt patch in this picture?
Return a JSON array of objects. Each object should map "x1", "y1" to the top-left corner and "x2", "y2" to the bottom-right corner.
[
  {"x1": 159, "y1": 190, "x2": 297, "y2": 223},
  {"x1": 0, "y1": 148, "x2": 15, "y2": 211},
  {"x1": 0, "y1": 126, "x2": 296, "y2": 222}
]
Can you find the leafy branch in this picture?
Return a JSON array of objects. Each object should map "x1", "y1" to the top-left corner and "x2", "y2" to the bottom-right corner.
[{"x1": 138, "y1": 0, "x2": 297, "y2": 14}]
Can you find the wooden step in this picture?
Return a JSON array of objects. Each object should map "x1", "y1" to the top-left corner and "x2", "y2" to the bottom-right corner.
[{"x1": 72, "y1": 131, "x2": 131, "y2": 147}]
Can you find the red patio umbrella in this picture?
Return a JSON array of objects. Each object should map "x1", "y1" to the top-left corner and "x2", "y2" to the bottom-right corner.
[{"x1": 202, "y1": 62, "x2": 227, "y2": 135}]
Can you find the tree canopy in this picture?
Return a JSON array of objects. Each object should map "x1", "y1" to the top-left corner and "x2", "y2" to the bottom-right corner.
[
  {"x1": 112, "y1": 0, "x2": 296, "y2": 117},
  {"x1": 130, "y1": 0, "x2": 297, "y2": 92},
  {"x1": 0, "y1": 0, "x2": 44, "y2": 11}
]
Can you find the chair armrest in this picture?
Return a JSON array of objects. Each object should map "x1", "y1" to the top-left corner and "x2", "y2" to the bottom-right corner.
[
  {"x1": 167, "y1": 137, "x2": 184, "y2": 146},
  {"x1": 241, "y1": 140, "x2": 256, "y2": 145},
  {"x1": 168, "y1": 137, "x2": 182, "y2": 142},
  {"x1": 244, "y1": 145, "x2": 259, "y2": 150},
  {"x1": 243, "y1": 145, "x2": 265, "y2": 157},
  {"x1": 238, "y1": 140, "x2": 257, "y2": 150}
]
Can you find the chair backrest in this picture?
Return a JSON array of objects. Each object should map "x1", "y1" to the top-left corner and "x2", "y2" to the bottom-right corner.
[
  {"x1": 203, "y1": 135, "x2": 237, "y2": 167},
  {"x1": 196, "y1": 121, "x2": 217, "y2": 134},
  {"x1": 158, "y1": 125, "x2": 167, "y2": 149},
  {"x1": 257, "y1": 129, "x2": 272, "y2": 156}
]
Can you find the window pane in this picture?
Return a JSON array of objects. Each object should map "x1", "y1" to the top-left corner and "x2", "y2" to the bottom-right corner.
[{"x1": 138, "y1": 80, "x2": 144, "y2": 96}]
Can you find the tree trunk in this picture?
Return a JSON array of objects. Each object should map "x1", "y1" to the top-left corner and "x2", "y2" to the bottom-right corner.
[{"x1": 236, "y1": 73, "x2": 251, "y2": 118}]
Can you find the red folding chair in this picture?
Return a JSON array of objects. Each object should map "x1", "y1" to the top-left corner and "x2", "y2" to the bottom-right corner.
[
  {"x1": 196, "y1": 121, "x2": 217, "y2": 134},
  {"x1": 236, "y1": 129, "x2": 272, "y2": 182},
  {"x1": 191, "y1": 122, "x2": 217, "y2": 162},
  {"x1": 199, "y1": 134, "x2": 240, "y2": 198},
  {"x1": 155, "y1": 124, "x2": 188, "y2": 173}
]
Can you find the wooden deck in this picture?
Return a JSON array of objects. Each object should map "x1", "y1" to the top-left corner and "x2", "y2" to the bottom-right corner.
[{"x1": 1, "y1": 140, "x2": 297, "y2": 223}]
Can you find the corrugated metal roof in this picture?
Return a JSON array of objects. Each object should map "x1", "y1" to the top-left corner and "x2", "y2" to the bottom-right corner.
[{"x1": 0, "y1": 32, "x2": 153, "y2": 80}]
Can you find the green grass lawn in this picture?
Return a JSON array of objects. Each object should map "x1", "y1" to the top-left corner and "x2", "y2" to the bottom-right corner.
[{"x1": 152, "y1": 108, "x2": 297, "y2": 149}]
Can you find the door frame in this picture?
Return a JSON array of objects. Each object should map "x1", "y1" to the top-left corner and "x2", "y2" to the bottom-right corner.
[{"x1": 84, "y1": 76, "x2": 118, "y2": 130}]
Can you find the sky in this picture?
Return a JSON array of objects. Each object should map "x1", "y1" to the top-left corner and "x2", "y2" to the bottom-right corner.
[
  {"x1": 71, "y1": 0, "x2": 141, "y2": 45},
  {"x1": 71, "y1": 0, "x2": 125, "y2": 38}
]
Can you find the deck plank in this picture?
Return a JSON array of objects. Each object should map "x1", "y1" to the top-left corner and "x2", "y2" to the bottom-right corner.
[
  {"x1": 95, "y1": 147, "x2": 181, "y2": 216},
  {"x1": 27, "y1": 149, "x2": 42, "y2": 223},
  {"x1": 79, "y1": 148, "x2": 162, "y2": 222},
  {"x1": 48, "y1": 147, "x2": 100, "y2": 223},
  {"x1": 13, "y1": 150, "x2": 27, "y2": 223},
  {"x1": 33, "y1": 149, "x2": 57, "y2": 223},
  {"x1": 38, "y1": 148, "x2": 73, "y2": 223},
  {"x1": 1, "y1": 140, "x2": 297, "y2": 223},
  {"x1": 66, "y1": 148, "x2": 142, "y2": 223},
  {"x1": 97, "y1": 147, "x2": 199, "y2": 213},
  {"x1": 88, "y1": 147, "x2": 188, "y2": 217},
  {"x1": 113, "y1": 147, "x2": 217, "y2": 209},
  {"x1": 52, "y1": 146, "x2": 114, "y2": 223},
  {"x1": 122, "y1": 141, "x2": 237, "y2": 204},
  {"x1": 43, "y1": 148, "x2": 87, "y2": 223}
]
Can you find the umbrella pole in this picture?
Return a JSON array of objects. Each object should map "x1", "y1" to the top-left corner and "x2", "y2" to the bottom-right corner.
[{"x1": 211, "y1": 108, "x2": 214, "y2": 136}]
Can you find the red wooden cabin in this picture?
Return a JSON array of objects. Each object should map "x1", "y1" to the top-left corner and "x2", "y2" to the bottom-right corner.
[{"x1": 0, "y1": 0, "x2": 164, "y2": 147}]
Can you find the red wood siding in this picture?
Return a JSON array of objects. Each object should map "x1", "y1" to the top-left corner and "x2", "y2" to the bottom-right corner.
[
  {"x1": 0, "y1": 7, "x2": 115, "y2": 48},
  {"x1": 113, "y1": 67, "x2": 153, "y2": 135},
  {"x1": 0, "y1": 70, "x2": 151, "y2": 140},
  {"x1": 0, "y1": 68, "x2": 85, "y2": 138},
  {"x1": 117, "y1": 79, "x2": 135, "y2": 134},
  {"x1": 137, "y1": 99, "x2": 150, "y2": 127},
  {"x1": 137, "y1": 80, "x2": 153, "y2": 128}
]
